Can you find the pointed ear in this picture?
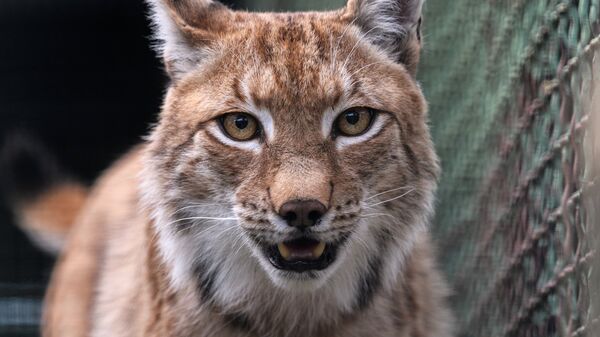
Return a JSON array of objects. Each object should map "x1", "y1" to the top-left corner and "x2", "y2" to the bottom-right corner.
[
  {"x1": 344, "y1": 0, "x2": 424, "y2": 75},
  {"x1": 146, "y1": 0, "x2": 233, "y2": 80}
]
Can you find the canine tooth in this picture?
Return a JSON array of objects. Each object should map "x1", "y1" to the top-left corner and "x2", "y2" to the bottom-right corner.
[
  {"x1": 313, "y1": 242, "x2": 326, "y2": 258},
  {"x1": 278, "y1": 243, "x2": 291, "y2": 260}
]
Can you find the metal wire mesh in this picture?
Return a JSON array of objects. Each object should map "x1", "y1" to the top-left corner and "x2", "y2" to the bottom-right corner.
[{"x1": 418, "y1": 0, "x2": 600, "y2": 336}]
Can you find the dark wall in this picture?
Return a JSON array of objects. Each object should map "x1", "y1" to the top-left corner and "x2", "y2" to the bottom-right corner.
[
  {"x1": 1, "y1": 0, "x2": 167, "y2": 285},
  {"x1": 0, "y1": 0, "x2": 240, "y2": 334}
]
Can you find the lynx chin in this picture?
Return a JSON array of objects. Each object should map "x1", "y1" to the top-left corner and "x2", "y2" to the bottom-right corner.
[{"x1": 4, "y1": 0, "x2": 454, "y2": 336}]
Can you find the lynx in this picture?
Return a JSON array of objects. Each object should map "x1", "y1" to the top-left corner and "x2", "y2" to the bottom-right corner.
[{"x1": 4, "y1": 0, "x2": 454, "y2": 336}]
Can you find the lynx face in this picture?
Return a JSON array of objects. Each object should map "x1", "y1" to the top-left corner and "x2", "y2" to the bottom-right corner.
[{"x1": 144, "y1": 0, "x2": 438, "y2": 311}]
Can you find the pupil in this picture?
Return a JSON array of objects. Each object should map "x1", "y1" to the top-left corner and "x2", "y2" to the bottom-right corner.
[
  {"x1": 234, "y1": 116, "x2": 249, "y2": 129},
  {"x1": 345, "y1": 111, "x2": 360, "y2": 125}
]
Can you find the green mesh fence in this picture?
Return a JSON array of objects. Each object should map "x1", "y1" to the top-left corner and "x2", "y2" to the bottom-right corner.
[
  {"x1": 243, "y1": 0, "x2": 600, "y2": 335},
  {"x1": 418, "y1": 0, "x2": 599, "y2": 336}
]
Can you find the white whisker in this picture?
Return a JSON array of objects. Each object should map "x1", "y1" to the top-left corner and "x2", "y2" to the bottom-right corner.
[
  {"x1": 367, "y1": 189, "x2": 415, "y2": 207},
  {"x1": 190, "y1": 222, "x2": 239, "y2": 239},
  {"x1": 332, "y1": 16, "x2": 359, "y2": 70},
  {"x1": 340, "y1": 25, "x2": 378, "y2": 72},
  {"x1": 164, "y1": 216, "x2": 237, "y2": 228},
  {"x1": 174, "y1": 219, "x2": 229, "y2": 236},
  {"x1": 350, "y1": 232, "x2": 371, "y2": 252},
  {"x1": 364, "y1": 186, "x2": 413, "y2": 201},
  {"x1": 230, "y1": 233, "x2": 248, "y2": 257},
  {"x1": 349, "y1": 60, "x2": 388, "y2": 78},
  {"x1": 167, "y1": 203, "x2": 231, "y2": 219}
]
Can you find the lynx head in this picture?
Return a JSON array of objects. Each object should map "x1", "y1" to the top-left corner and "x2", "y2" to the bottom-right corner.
[{"x1": 143, "y1": 0, "x2": 438, "y2": 322}]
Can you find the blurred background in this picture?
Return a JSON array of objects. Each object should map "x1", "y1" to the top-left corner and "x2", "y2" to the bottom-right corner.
[{"x1": 0, "y1": 0, "x2": 598, "y2": 336}]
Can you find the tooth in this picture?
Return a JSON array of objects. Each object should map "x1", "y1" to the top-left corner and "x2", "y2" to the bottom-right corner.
[
  {"x1": 312, "y1": 242, "x2": 326, "y2": 258},
  {"x1": 278, "y1": 243, "x2": 291, "y2": 260}
]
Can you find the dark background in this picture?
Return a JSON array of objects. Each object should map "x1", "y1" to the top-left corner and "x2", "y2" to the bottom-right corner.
[{"x1": 0, "y1": 0, "x2": 241, "y2": 335}]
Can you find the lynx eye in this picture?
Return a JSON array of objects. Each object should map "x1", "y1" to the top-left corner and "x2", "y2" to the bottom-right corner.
[
  {"x1": 219, "y1": 113, "x2": 259, "y2": 141},
  {"x1": 335, "y1": 108, "x2": 374, "y2": 137}
]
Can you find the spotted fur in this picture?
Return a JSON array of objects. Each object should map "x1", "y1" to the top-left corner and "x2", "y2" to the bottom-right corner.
[{"x1": 15, "y1": 0, "x2": 455, "y2": 336}]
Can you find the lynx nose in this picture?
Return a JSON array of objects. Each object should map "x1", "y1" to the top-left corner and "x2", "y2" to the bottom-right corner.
[{"x1": 279, "y1": 199, "x2": 327, "y2": 229}]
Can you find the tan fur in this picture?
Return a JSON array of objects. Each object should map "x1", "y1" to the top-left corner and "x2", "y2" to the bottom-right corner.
[
  {"x1": 42, "y1": 149, "x2": 143, "y2": 337},
  {"x1": 18, "y1": 184, "x2": 87, "y2": 253},
  {"x1": 26, "y1": 1, "x2": 454, "y2": 336}
]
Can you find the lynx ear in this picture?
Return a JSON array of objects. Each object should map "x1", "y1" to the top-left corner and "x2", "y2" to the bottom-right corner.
[
  {"x1": 147, "y1": 0, "x2": 233, "y2": 80},
  {"x1": 344, "y1": 0, "x2": 424, "y2": 75}
]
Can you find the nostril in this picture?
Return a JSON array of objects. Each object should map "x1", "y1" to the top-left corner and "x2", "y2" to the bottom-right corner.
[
  {"x1": 308, "y1": 210, "x2": 322, "y2": 222},
  {"x1": 284, "y1": 211, "x2": 297, "y2": 222},
  {"x1": 278, "y1": 199, "x2": 327, "y2": 228}
]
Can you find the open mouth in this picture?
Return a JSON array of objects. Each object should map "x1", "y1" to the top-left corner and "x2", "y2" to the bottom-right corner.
[{"x1": 265, "y1": 238, "x2": 338, "y2": 272}]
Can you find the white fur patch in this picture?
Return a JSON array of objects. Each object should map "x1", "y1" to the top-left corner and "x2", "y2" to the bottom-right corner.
[
  {"x1": 18, "y1": 220, "x2": 64, "y2": 255},
  {"x1": 321, "y1": 107, "x2": 339, "y2": 138},
  {"x1": 253, "y1": 108, "x2": 276, "y2": 141}
]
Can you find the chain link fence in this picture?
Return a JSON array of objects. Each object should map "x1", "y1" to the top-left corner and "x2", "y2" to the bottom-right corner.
[{"x1": 417, "y1": 1, "x2": 599, "y2": 336}]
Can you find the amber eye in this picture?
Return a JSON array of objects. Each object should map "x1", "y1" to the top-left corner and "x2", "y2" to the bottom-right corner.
[
  {"x1": 335, "y1": 108, "x2": 374, "y2": 137},
  {"x1": 219, "y1": 113, "x2": 259, "y2": 141}
]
